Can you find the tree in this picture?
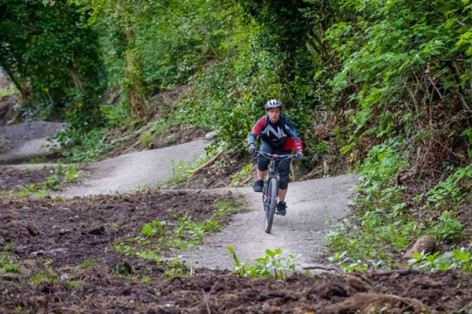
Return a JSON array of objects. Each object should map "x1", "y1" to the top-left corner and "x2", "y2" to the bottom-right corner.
[
  {"x1": 0, "y1": 0, "x2": 105, "y2": 128},
  {"x1": 69, "y1": 0, "x2": 152, "y2": 121},
  {"x1": 237, "y1": 0, "x2": 314, "y2": 103}
]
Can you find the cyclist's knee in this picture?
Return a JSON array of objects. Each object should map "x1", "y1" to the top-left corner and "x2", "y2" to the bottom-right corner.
[
  {"x1": 279, "y1": 177, "x2": 289, "y2": 189},
  {"x1": 257, "y1": 159, "x2": 269, "y2": 171}
]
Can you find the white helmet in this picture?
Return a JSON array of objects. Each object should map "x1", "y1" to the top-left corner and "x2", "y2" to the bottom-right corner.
[{"x1": 264, "y1": 99, "x2": 283, "y2": 109}]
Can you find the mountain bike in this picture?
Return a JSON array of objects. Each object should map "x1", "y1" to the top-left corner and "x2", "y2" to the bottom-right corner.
[{"x1": 256, "y1": 151, "x2": 295, "y2": 233}]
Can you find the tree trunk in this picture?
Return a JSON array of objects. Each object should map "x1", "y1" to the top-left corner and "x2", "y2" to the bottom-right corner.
[{"x1": 123, "y1": 23, "x2": 147, "y2": 122}]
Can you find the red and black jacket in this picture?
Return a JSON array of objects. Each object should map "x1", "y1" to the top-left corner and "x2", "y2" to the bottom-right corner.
[{"x1": 247, "y1": 114, "x2": 303, "y2": 152}]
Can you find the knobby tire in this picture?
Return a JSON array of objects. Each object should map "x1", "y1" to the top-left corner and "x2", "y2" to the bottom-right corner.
[{"x1": 264, "y1": 177, "x2": 278, "y2": 233}]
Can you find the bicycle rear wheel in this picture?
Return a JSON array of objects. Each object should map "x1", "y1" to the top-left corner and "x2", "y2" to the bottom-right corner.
[{"x1": 264, "y1": 177, "x2": 278, "y2": 233}]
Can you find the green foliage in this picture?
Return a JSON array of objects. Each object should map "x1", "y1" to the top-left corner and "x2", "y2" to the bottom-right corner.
[
  {"x1": 327, "y1": 211, "x2": 422, "y2": 267},
  {"x1": 29, "y1": 272, "x2": 58, "y2": 284},
  {"x1": 0, "y1": 85, "x2": 17, "y2": 98},
  {"x1": 69, "y1": 0, "x2": 245, "y2": 121},
  {"x1": 114, "y1": 199, "x2": 241, "y2": 263},
  {"x1": 425, "y1": 165, "x2": 472, "y2": 209},
  {"x1": 452, "y1": 249, "x2": 472, "y2": 272},
  {"x1": 55, "y1": 127, "x2": 109, "y2": 162},
  {"x1": 228, "y1": 246, "x2": 299, "y2": 279},
  {"x1": 170, "y1": 214, "x2": 220, "y2": 249},
  {"x1": 428, "y1": 211, "x2": 464, "y2": 242},
  {"x1": 355, "y1": 138, "x2": 407, "y2": 207},
  {"x1": 326, "y1": 138, "x2": 421, "y2": 265},
  {"x1": 230, "y1": 163, "x2": 253, "y2": 187},
  {"x1": 408, "y1": 248, "x2": 472, "y2": 273},
  {"x1": 15, "y1": 184, "x2": 48, "y2": 198},
  {"x1": 0, "y1": 0, "x2": 105, "y2": 129},
  {"x1": 237, "y1": 0, "x2": 315, "y2": 101},
  {"x1": 112, "y1": 261, "x2": 133, "y2": 276},
  {"x1": 166, "y1": 157, "x2": 207, "y2": 186},
  {"x1": 463, "y1": 128, "x2": 472, "y2": 158},
  {"x1": 408, "y1": 251, "x2": 452, "y2": 272},
  {"x1": 162, "y1": 257, "x2": 191, "y2": 279},
  {"x1": 325, "y1": 0, "x2": 472, "y2": 168},
  {"x1": 328, "y1": 251, "x2": 368, "y2": 273},
  {"x1": 67, "y1": 280, "x2": 84, "y2": 290},
  {"x1": 3, "y1": 0, "x2": 469, "y2": 275},
  {"x1": 140, "y1": 220, "x2": 167, "y2": 237},
  {"x1": 328, "y1": 135, "x2": 468, "y2": 267},
  {"x1": 78, "y1": 259, "x2": 100, "y2": 269},
  {"x1": 0, "y1": 253, "x2": 20, "y2": 274},
  {"x1": 41, "y1": 165, "x2": 80, "y2": 191},
  {"x1": 100, "y1": 102, "x2": 131, "y2": 127},
  {"x1": 212, "y1": 200, "x2": 246, "y2": 218},
  {"x1": 136, "y1": 0, "x2": 237, "y2": 88},
  {"x1": 139, "y1": 131, "x2": 154, "y2": 148}
]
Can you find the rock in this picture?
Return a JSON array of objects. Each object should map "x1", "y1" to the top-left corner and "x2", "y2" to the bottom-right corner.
[
  {"x1": 25, "y1": 224, "x2": 40, "y2": 236},
  {"x1": 31, "y1": 247, "x2": 68, "y2": 257},
  {"x1": 59, "y1": 228, "x2": 71, "y2": 235},
  {"x1": 89, "y1": 226, "x2": 105, "y2": 235},
  {"x1": 403, "y1": 236, "x2": 436, "y2": 259},
  {"x1": 204, "y1": 131, "x2": 217, "y2": 140}
]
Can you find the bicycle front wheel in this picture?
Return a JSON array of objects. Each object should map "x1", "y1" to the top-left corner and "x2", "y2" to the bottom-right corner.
[{"x1": 264, "y1": 177, "x2": 278, "y2": 233}]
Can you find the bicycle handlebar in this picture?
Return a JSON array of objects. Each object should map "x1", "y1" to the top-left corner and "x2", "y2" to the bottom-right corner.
[{"x1": 254, "y1": 150, "x2": 296, "y2": 160}]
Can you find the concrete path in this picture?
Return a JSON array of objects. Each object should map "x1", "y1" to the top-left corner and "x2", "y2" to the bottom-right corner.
[
  {"x1": 56, "y1": 139, "x2": 207, "y2": 197},
  {"x1": 179, "y1": 175, "x2": 356, "y2": 270},
  {"x1": 0, "y1": 121, "x2": 63, "y2": 163}
]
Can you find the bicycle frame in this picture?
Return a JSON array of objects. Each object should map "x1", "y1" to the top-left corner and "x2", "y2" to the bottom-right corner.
[
  {"x1": 256, "y1": 151, "x2": 294, "y2": 233},
  {"x1": 258, "y1": 151, "x2": 294, "y2": 181}
]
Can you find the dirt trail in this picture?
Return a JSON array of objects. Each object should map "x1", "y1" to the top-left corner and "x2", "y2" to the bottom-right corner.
[{"x1": 1, "y1": 123, "x2": 356, "y2": 270}]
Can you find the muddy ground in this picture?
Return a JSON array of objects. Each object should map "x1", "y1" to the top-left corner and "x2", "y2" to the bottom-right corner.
[
  {"x1": 0, "y1": 165, "x2": 87, "y2": 192},
  {"x1": 1, "y1": 166, "x2": 57, "y2": 191},
  {"x1": 1, "y1": 182, "x2": 472, "y2": 313}
]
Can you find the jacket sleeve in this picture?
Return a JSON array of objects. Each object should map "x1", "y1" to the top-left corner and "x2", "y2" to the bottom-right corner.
[
  {"x1": 283, "y1": 117, "x2": 303, "y2": 151},
  {"x1": 247, "y1": 116, "x2": 267, "y2": 146}
]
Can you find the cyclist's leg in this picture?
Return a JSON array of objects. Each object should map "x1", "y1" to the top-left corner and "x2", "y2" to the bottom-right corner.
[
  {"x1": 276, "y1": 151, "x2": 291, "y2": 215},
  {"x1": 278, "y1": 188, "x2": 288, "y2": 202},
  {"x1": 277, "y1": 150, "x2": 291, "y2": 200},
  {"x1": 257, "y1": 141, "x2": 273, "y2": 180}
]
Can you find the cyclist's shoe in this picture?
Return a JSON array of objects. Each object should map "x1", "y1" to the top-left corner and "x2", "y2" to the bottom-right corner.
[
  {"x1": 276, "y1": 201, "x2": 287, "y2": 216},
  {"x1": 253, "y1": 180, "x2": 264, "y2": 192}
]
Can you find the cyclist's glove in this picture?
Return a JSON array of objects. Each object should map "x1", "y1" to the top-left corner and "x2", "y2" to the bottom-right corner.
[
  {"x1": 248, "y1": 144, "x2": 256, "y2": 155},
  {"x1": 295, "y1": 150, "x2": 304, "y2": 160}
]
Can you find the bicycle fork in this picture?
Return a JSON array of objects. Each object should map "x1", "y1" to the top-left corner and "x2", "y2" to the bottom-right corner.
[{"x1": 262, "y1": 178, "x2": 278, "y2": 205}]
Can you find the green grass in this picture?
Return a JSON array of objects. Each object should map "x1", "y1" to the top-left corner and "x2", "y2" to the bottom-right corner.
[
  {"x1": 0, "y1": 254, "x2": 20, "y2": 274},
  {"x1": 29, "y1": 272, "x2": 58, "y2": 284},
  {"x1": 0, "y1": 244, "x2": 20, "y2": 275},
  {"x1": 77, "y1": 259, "x2": 100, "y2": 269}
]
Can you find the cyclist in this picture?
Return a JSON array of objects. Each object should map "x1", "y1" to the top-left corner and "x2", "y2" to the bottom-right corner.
[{"x1": 247, "y1": 99, "x2": 303, "y2": 216}]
